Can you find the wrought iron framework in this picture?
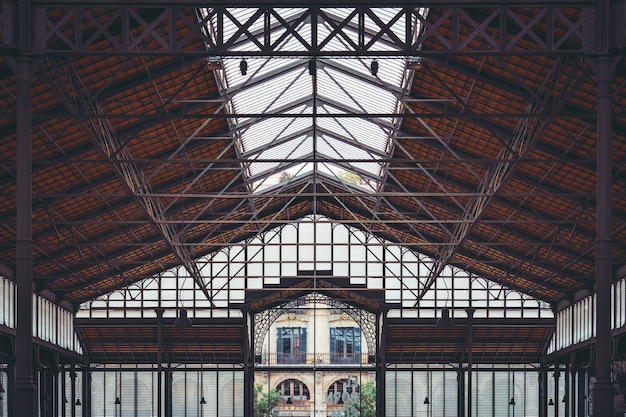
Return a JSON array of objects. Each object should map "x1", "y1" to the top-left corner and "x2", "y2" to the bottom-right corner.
[
  {"x1": 253, "y1": 292, "x2": 377, "y2": 357},
  {"x1": 1, "y1": 1, "x2": 623, "y2": 57}
]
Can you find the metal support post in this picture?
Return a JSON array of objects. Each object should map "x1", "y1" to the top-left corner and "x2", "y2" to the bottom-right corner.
[
  {"x1": 458, "y1": 365, "x2": 465, "y2": 417},
  {"x1": 243, "y1": 308, "x2": 255, "y2": 417},
  {"x1": 555, "y1": 370, "x2": 560, "y2": 417},
  {"x1": 375, "y1": 310, "x2": 386, "y2": 417},
  {"x1": 564, "y1": 367, "x2": 569, "y2": 417},
  {"x1": 577, "y1": 369, "x2": 586, "y2": 417},
  {"x1": 156, "y1": 308, "x2": 165, "y2": 417},
  {"x1": 13, "y1": 53, "x2": 38, "y2": 417},
  {"x1": 70, "y1": 364, "x2": 76, "y2": 417},
  {"x1": 465, "y1": 307, "x2": 475, "y2": 417},
  {"x1": 590, "y1": 53, "x2": 618, "y2": 417},
  {"x1": 539, "y1": 368, "x2": 547, "y2": 417}
]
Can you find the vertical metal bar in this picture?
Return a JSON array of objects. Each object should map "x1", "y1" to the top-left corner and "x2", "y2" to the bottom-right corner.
[
  {"x1": 243, "y1": 308, "x2": 254, "y2": 417},
  {"x1": 539, "y1": 368, "x2": 546, "y2": 417},
  {"x1": 156, "y1": 308, "x2": 164, "y2": 417},
  {"x1": 61, "y1": 369, "x2": 66, "y2": 417},
  {"x1": 591, "y1": 53, "x2": 617, "y2": 417},
  {"x1": 169, "y1": 6, "x2": 175, "y2": 53},
  {"x1": 375, "y1": 310, "x2": 386, "y2": 417},
  {"x1": 14, "y1": 53, "x2": 37, "y2": 417},
  {"x1": 70, "y1": 364, "x2": 76, "y2": 417},
  {"x1": 217, "y1": 7, "x2": 223, "y2": 51},
  {"x1": 458, "y1": 364, "x2": 464, "y2": 417},
  {"x1": 466, "y1": 307, "x2": 475, "y2": 417},
  {"x1": 577, "y1": 369, "x2": 586, "y2": 417},
  {"x1": 82, "y1": 367, "x2": 89, "y2": 417},
  {"x1": 358, "y1": 8, "x2": 364, "y2": 51},
  {"x1": 562, "y1": 367, "x2": 570, "y2": 417},
  {"x1": 310, "y1": 7, "x2": 317, "y2": 55},
  {"x1": 264, "y1": 9, "x2": 270, "y2": 51},
  {"x1": 554, "y1": 369, "x2": 559, "y2": 417}
]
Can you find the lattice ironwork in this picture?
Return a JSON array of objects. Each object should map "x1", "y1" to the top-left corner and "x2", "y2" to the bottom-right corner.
[
  {"x1": 254, "y1": 292, "x2": 376, "y2": 357},
  {"x1": 0, "y1": 1, "x2": 609, "y2": 57}
]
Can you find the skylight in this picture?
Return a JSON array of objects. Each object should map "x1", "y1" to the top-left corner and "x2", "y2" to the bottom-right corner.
[{"x1": 203, "y1": 7, "x2": 420, "y2": 192}]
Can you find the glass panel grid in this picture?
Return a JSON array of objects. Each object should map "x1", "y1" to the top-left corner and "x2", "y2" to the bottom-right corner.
[{"x1": 80, "y1": 215, "x2": 552, "y2": 321}]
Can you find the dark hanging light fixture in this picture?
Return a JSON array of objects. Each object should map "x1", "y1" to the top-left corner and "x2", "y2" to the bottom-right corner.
[
  {"x1": 240, "y1": 59, "x2": 248, "y2": 76},
  {"x1": 370, "y1": 60, "x2": 379, "y2": 76},
  {"x1": 548, "y1": 398, "x2": 554, "y2": 406},
  {"x1": 436, "y1": 307, "x2": 454, "y2": 328},
  {"x1": 174, "y1": 308, "x2": 193, "y2": 328},
  {"x1": 115, "y1": 397, "x2": 121, "y2": 405},
  {"x1": 424, "y1": 365, "x2": 431, "y2": 405},
  {"x1": 200, "y1": 397, "x2": 207, "y2": 405},
  {"x1": 508, "y1": 368, "x2": 516, "y2": 406},
  {"x1": 76, "y1": 398, "x2": 82, "y2": 406},
  {"x1": 308, "y1": 59, "x2": 317, "y2": 76}
]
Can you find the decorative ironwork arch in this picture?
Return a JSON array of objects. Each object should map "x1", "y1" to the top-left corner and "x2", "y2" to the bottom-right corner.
[{"x1": 254, "y1": 292, "x2": 376, "y2": 358}]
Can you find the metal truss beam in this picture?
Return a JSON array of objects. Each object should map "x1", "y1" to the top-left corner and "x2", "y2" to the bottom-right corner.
[
  {"x1": 0, "y1": 1, "x2": 611, "y2": 57},
  {"x1": 39, "y1": 58, "x2": 215, "y2": 305}
]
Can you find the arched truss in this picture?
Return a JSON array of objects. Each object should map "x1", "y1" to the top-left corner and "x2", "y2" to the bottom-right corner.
[{"x1": 254, "y1": 292, "x2": 376, "y2": 357}]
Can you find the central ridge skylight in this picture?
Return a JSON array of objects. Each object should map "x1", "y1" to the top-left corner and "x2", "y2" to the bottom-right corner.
[{"x1": 203, "y1": 8, "x2": 421, "y2": 192}]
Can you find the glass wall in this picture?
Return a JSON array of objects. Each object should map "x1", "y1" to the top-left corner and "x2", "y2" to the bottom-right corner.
[
  {"x1": 386, "y1": 365, "x2": 540, "y2": 417},
  {"x1": 79, "y1": 216, "x2": 552, "y2": 323},
  {"x1": 73, "y1": 217, "x2": 565, "y2": 417},
  {"x1": 87, "y1": 365, "x2": 244, "y2": 417},
  {"x1": 0, "y1": 273, "x2": 81, "y2": 354},
  {"x1": 549, "y1": 276, "x2": 626, "y2": 354}
]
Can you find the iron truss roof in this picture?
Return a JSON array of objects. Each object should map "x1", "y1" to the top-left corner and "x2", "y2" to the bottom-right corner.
[{"x1": 0, "y1": 1, "x2": 625, "y2": 313}]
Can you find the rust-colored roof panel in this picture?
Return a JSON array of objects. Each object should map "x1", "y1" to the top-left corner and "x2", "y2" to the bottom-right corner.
[
  {"x1": 385, "y1": 319, "x2": 554, "y2": 364},
  {"x1": 76, "y1": 318, "x2": 245, "y2": 363}
]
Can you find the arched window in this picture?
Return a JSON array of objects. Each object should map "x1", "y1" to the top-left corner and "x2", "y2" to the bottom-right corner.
[
  {"x1": 276, "y1": 379, "x2": 309, "y2": 406},
  {"x1": 326, "y1": 378, "x2": 359, "y2": 406}
]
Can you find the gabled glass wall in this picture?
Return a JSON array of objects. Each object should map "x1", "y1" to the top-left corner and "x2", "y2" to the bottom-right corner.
[
  {"x1": 79, "y1": 216, "x2": 552, "y2": 323},
  {"x1": 77, "y1": 216, "x2": 553, "y2": 417}
]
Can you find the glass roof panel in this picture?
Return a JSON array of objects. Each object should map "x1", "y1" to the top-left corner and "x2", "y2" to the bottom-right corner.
[
  {"x1": 207, "y1": 7, "x2": 415, "y2": 192},
  {"x1": 240, "y1": 112, "x2": 311, "y2": 157}
]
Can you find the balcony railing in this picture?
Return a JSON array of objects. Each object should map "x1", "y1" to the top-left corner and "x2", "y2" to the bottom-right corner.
[{"x1": 258, "y1": 352, "x2": 370, "y2": 365}]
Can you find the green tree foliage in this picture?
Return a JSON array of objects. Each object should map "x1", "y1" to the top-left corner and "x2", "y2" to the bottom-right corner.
[
  {"x1": 254, "y1": 383, "x2": 282, "y2": 417},
  {"x1": 344, "y1": 381, "x2": 376, "y2": 417},
  {"x1": 337, "y1": 170, "x2": 364, "y2": 185},
  {"x1": 278, "y1": 171, "x2": 294, "y2": 183}
]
